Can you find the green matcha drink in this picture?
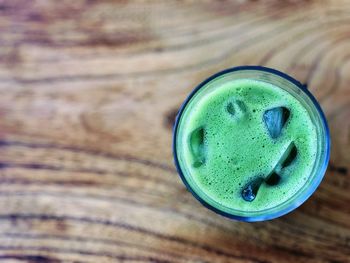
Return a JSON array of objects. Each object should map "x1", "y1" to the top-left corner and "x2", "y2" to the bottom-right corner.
[{"x1": 173, "y1": 67, "x2": 330, "y2": 221}]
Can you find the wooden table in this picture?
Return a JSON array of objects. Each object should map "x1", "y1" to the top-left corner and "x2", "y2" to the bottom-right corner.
[{"x1": 0, "y1": 1, "x2": 349, "y2": 262}]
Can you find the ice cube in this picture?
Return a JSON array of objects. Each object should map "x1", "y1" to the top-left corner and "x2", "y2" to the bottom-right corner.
[
  {"x1": 241, "y1": 177, "x2": 263, "y2": 202},
  {"x1": 263, "y1": 107, "x2": 290, "y2": 139},
  {"x1": 265, "y1": 172, "x2": 281, "y2": 186},
  {"x1": 281, "y1": 142, "x2": 297, "y2": 168},
  {"x1": 226, "y1": 102, "x2": 235, "y2": 115},
  {"x1": 226, "y1": 99, "x2": 247, "y2": 118},
  {"x1": 189, "y1": 127, "x2": 206, "y2": 167}
]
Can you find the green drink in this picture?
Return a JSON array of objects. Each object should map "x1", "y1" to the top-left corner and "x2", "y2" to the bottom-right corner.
[{"x1": 173, "y1": 66, "x2": 330, "y2": 221}]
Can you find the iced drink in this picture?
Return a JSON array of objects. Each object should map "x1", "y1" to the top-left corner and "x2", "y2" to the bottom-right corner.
[{"x1": 173, "y1": 66, "x2": 330, "y2": 221}]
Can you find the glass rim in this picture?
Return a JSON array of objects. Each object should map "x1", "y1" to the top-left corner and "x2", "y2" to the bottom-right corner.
[{"x1": 172, "y1": 65, "x2": 330, "y2": 222}]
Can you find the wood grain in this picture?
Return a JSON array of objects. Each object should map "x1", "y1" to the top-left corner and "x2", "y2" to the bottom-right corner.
[{"x1": 0, "y1": 0, "x2": 349, "y2": 262}]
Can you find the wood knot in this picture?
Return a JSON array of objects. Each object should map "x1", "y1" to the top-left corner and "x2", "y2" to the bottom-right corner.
[
  {"x1": 164, "y1": 108, "x2": 179, "y2": 130},
  {"x1": 56, "y1": 220, "x2": 69, "y2": 232},
  {"x1": 329, "y1": 163, "x2": 348, "y2": 176}
]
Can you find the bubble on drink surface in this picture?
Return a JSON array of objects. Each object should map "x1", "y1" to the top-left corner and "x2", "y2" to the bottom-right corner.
[
  {"x1": 189, "y1": 127, "x2": 206, "y2": 168},
  {"x1": 241, "y1": 177, "x2": 263, "y2": 202},
  {"x1": 226, "y1": 99, "x2": 247, "y2": 119},
  {"x1": 263, "y1": 107, "x2": 290, "y2": 138}
]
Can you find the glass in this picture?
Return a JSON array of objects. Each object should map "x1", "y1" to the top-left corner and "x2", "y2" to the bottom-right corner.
[{"x1": 173, "y1": 66, "x2": 330, "y2": 222}]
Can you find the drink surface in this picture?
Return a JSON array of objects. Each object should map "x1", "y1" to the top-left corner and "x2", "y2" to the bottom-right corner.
[{"x1": 176, "y1": 79, "x2": 318, "y2": 212}]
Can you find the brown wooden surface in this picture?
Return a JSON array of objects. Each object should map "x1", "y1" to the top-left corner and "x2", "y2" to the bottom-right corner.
[{"x1": 0, "y1": 0, "x2": 349, "y2": 262}]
